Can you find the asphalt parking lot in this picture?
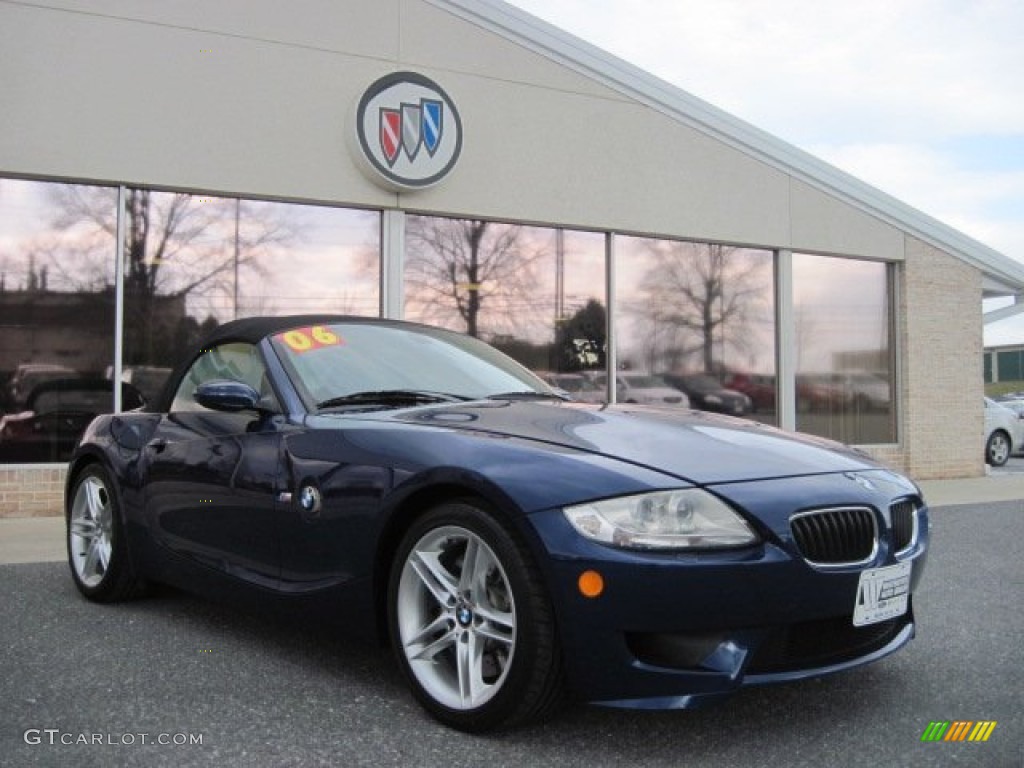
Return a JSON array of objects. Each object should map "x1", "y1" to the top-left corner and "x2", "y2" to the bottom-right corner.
[{"x1": 2, "y1": 498, "x2": 1022, "y2": 768}]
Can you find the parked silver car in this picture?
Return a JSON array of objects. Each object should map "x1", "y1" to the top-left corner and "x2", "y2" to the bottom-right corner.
[{"x1": 984, "y1": 397, "x2": 1022, "y2": 466}]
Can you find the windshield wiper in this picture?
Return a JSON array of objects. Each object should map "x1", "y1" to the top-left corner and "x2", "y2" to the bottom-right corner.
[
  {"x1": 486, "y1": 391, "x2": 571, "y2": 402},
  {"x1": 317, "y1": 390, "x2": 468, "y2": 411}
]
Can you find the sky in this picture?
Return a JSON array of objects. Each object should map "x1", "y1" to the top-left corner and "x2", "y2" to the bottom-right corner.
[{"x1": 506, "y1": 0, "x2": 1024, "y2": 345}]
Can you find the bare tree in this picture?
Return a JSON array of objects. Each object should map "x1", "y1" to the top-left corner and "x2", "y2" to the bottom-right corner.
[
  {"x1": 405, "y1": 217, "x2": 546, "y2": 338},
  {"x1": 41, "y1": 186, "x2": 296, "y2": 363},
  {"x1": 633, "y1": 241, "x2": 769, "y2": 373}
]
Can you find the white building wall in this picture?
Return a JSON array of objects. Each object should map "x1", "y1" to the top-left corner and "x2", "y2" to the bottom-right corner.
[{"x1": 1, "y1": 0, "x2": 903, "y2": 260}]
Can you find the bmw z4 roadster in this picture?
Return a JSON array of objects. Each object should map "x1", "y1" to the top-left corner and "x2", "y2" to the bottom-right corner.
[{"x1": 65, "y1": 315, "x2": 928, "y2": 731}]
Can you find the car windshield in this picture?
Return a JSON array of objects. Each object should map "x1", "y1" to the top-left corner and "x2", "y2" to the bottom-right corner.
[{"x1": 268, "y1": 322, "x2": 554, "y2": 411}]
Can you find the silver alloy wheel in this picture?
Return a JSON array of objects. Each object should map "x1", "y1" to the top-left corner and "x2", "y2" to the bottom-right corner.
[
  {"x1": 69, "y1": 474, "x2": 113, "y2": 588},
  {"x1": 395, "y1": 525, "x2": 516, "y2": 711},
  {"x1": 987, "y1": 432, "x2": 1010, "y2": 466}
]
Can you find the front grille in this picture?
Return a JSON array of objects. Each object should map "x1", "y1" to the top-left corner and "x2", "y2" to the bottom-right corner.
[
  {"x1": 746, "y1": 610, "x2": 912, "y2": 674},
  {"x1": 890, "y1": 499, "x2": 917, "y2": 553},
  {"x1": 790, "y1": 507, "x2": 876, "y2": 565}
]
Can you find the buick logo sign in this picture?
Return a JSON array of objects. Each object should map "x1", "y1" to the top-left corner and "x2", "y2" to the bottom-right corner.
[{"x1": 353, "y1": 72, "x2": 463, "y2": 191}]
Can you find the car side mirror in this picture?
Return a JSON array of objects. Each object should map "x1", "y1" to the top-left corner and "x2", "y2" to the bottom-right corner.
[{"x1": 194, "y1": 379, "x2": 262, "y2": 412}]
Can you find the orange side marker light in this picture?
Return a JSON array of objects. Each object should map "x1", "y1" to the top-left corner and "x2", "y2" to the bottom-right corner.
[{"x1": 578, "y1": 570, "x2": 605, "y2": 598}]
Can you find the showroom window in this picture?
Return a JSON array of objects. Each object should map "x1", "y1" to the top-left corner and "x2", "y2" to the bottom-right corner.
[
  {"x1": 0, "y1": 179, "x2": 380, "y2": 464},
  {"x1": 614, "y1": 236, "x2": 777, "y2": 423},
  {"x1": 792, "y1": 253, "x2": 895, "y2": 444},
  {"x1": 118, "y1": 191, "x2": 380, "y2": 402},
  {"x1": 0, "y1": 178, "x2": 118, "y2": 462},
  {"x1": 403, "y1": 216, "x2": 607, "y2": 393}
]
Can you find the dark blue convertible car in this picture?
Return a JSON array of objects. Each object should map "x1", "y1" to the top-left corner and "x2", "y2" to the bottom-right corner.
[{"x1": 65, "y1": 315, "x2": 928, "y2": 731}]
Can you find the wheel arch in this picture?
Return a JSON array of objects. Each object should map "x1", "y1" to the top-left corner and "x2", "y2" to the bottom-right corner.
[
  {"x1": 371, "y1": 474, "x2": 546, "y2": 645},
  {"x1": 65, "y1": 448, "x2": 115, "y2": 516}
]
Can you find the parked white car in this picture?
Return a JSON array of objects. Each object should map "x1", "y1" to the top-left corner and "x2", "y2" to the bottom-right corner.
[
  {"x1": 984, "y1": 397, "x2": 1022, "y2": 466},
  {"x1": 591, "y1": 373, "x2": 690, "y2": 407}
]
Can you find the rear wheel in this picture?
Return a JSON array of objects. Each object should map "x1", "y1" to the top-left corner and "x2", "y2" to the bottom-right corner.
[
  {"x1": 387, "y1": 501, "x2": 563, "y2": 731},
  {"x1": 67, "y1": 464, "x2": 145, "y2": 601}
]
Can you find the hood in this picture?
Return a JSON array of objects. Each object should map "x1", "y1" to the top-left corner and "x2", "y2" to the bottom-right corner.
[{"x1": 358, "y1": 400, "x2": 878, "y2": 485}]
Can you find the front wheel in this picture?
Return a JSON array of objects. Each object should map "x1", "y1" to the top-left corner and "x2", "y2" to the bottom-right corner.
[
  {"x1": 387, "y1": 501, "x2": 563, "y2": 731},
  {"x1": 986, "y1": 431, "x2": 1011, "y2": 466},
  {"x1": 67, "y1": 464, "x2": 145, "y2": 601}
]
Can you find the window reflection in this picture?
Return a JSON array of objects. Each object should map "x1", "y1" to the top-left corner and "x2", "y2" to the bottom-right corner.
[
  {"x1": 615, "y1": 237, "x2": 776, "y2": 422},
  {"x1": 0, "y1": 180, "x2": 381, "y2": 465},
  {"x1": 403, "y1": 216, "x2": 607, "y2": 389},
  {"x1": 793, "y1": 253, "x2": 894, "y2": 443},
  {"x1": 121, "y1": 192, "x2": 380, "y2": 399},
  {"x1": 0, "y1": 179, "x2": 117, "y2": 462}
]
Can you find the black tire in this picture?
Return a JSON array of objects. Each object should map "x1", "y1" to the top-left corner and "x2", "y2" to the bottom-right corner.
[
  {"x1": 66, "y1": 464, "x2": 145, "y2": 602},
  {"x1": 985, "y1": 431, "x2": 1011, "y2": 467},
  {"x1": 387, "y1": 500, "x2": 563, "y2": 732}
]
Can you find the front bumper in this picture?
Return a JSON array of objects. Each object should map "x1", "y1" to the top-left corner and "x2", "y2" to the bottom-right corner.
[{"x1": 525, "y1": 476, "x2": 929, "y2": 708}]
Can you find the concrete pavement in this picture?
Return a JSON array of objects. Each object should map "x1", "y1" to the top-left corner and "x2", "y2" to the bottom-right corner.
[
  {"x1": 2, "y1": 474, "x2": 1022, "y2": 566},
  {"x1": 0, "y1": 516, "x2": 67, "y2": 565}
]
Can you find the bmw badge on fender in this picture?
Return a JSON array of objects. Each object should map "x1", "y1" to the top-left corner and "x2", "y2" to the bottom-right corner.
[{"x1": 65, "y1": 315, "x2": 928, "y2": 732}]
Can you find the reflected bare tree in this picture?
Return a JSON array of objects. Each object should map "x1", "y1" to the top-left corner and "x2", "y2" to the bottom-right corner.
[
  {"x1": 40, "y1": 187, "x2": 296, "y2": 363},
  {"x1": 405, "y1": 217, "x2": 545, "y2": 339},
  {"x1": 632, "y1": 241, "x2": 769, "y2": 373}
]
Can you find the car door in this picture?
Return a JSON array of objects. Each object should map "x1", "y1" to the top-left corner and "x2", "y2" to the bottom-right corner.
[
  {"x1": 142, "y1": 342, "x2": 285, "y2": 586},
  {"x1": 275, "y1": 427, "x2": 392, "y2": 591}
]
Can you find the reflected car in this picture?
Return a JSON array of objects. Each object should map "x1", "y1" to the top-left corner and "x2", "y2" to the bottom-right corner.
[
  {"x1": 122, "y1": 366, "x2": 173, "y2": 406},
  {"x1": 795, "y1": 374, "x2": 850, "y2": 412},
  {"x1": 591, "y1": 372, "x2": 690, "y2": 407},
  {"x1": 0, "y1": 378, "x2": 144, "y2": 462},
  {"x1": 661, "y1": 373, "x2": 752, "y2": 416},
  {"x1": 724, "y1": 371, "x2": 776, "y2": 413},
  {"x1": 66, "y1": 315, "x2": 929, "y2": 732},
  {"x1": 984, "y1": 397, "x2": 1021, "y2": 466},
  {"x1": 537, "y1": 371, "x2": 606, "y2": 404},
  {"x1": 6, "y1": 363, "x2": 78, "y2": 409},
  {"x1": 832, "y1": 372, "x2": 892, "y2": 412}
]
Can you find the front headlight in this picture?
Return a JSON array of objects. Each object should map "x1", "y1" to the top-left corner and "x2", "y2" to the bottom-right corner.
[{"x1": 563, "y1": 489, "x2": 758, "y2": 550}]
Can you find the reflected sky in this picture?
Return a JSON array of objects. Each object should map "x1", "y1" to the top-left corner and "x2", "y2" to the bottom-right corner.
[{"x1": 0, "y1": 179, "x2": 380, "y2": 321}]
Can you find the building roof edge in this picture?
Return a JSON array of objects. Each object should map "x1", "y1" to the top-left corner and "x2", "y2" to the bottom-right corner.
[{"x1": 430, "y1": 0, "x2": 1024, "y2": 292}]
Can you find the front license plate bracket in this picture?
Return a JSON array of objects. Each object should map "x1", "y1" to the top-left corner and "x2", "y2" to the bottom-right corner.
[{"x1": 852, "y1": 561, "x2": 911, "y2": 627}]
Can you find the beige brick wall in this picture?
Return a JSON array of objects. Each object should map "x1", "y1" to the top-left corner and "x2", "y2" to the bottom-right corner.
[
  {"x1": 0, "y1": 466, "x2": 67, "y2": 518},
  {"x1": 896, "y1": 236, "x2": 984, "y2": 479}
]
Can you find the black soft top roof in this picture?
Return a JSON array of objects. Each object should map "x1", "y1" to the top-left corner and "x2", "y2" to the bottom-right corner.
[
  {"x1": 195, "y1": 314, "x2": 369, "y2": 347},
  {"x1": 151, "y1": 315, "x2": 427, "y2": 412}
]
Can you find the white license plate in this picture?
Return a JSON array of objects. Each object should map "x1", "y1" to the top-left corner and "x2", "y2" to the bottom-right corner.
[{"x1": 852, "y1": 561, "x2": 911, "y2": 627}]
